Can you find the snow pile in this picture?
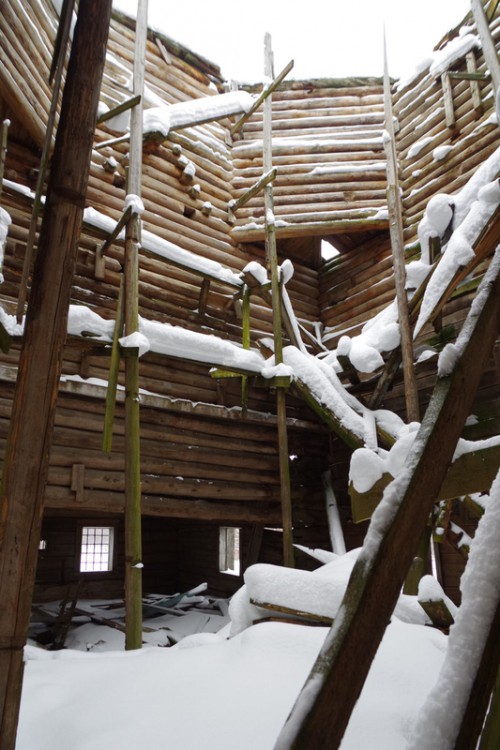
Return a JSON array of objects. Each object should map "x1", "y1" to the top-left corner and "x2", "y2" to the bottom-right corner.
[
  {"x1": 417, "y1": 193, "x2": 455, "y2": 264},
  {"x1": 415, "y1": 178, "x2": 500, "y2": 335},
  {"x1": 349, "y1": 419, "x2": 500, "y2": 496},
  {"x1": 408, "y1": 466, "x2": 500, "y2": 748},
  {"x1": 17, "y1": 541, "x2": 449, "y2": 750},
  {"x1": 325, "y1": 301, "x2": 400, "y2": 374},
  {"x1": 230, "y1": 550, "x2": 429, "y2": 637},
  {"x1": 83, "y1": 205, "x2": 242, "y2": 287},
  {"x1": 429, "y1": 30, "x2": 479, "y2": 79},
  {"x1": 143, "y1": 90, "x2": 255, "y2": 137}
]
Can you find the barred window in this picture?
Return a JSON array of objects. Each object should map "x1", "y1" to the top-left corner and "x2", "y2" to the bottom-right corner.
[{"x1": 79, "y1": 526, "x2": 114, "y2": 572}]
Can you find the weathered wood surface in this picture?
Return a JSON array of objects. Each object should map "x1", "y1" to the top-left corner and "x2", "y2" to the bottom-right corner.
[
  {"x1": 274, "y1": 250, "x2": 500, "y2": 750},
  {"x1": 0, "y1": 4, "x2": 112, "y2": 748}
]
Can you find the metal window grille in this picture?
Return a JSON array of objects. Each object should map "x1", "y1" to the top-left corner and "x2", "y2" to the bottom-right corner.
[{"x1": 80, "y1": 526, "x2": 114, "y2": 572}]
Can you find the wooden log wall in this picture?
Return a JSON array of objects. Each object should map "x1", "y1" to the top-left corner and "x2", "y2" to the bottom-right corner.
[
  {"x1": 34, "y1": 514, "x2": 178, "y2": 602},
  {"x1": 232, "y1": 79, "x2": 388, "y2": 243}
]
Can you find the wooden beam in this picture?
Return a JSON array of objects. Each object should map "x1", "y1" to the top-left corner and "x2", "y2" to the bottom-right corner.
[
  {"x1": 263, "y1": 33, "x2": 294, "y2": 569},
  {"x1": 0, "y1": 3, "x2": 112, "y2": 748},
  {"x1": 97, "y1": 94, "x2": 141, "y2": 125},
  {"x1": 123, "y1": 0, "x2": 147, "y2": 653},
  {"x1": 350, "y1": 441, "x2": 500, "y2": 523},
  {"x1": 227, "y1": 168, "x2": 277, "y2": 223},
  {"x1": 471, "y1": 0, "x2": 500, "y2": 95},
  {"x1": 274, "y1": 248, "x2": 500, "y2": 750},
  {"x1": 0, "y1": 118, "x2": 9, "y2": 202},
  {"x1": 383, "y1": 35, "x2": 419, "y2": 423},
  {"x1": 441, "y1": 71, "x2": 456, "y2": 130},
  {"x1": 230, "y1": 59, "x2": 294, "y2": 137}
]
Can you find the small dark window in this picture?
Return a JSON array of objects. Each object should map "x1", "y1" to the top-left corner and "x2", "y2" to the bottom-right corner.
[{"x1": 219, "y1": 527, "x2": 240, "y2": 576}]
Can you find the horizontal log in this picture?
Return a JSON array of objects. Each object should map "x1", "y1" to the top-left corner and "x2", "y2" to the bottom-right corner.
[{"x1": 350, "y1": 441, "x2": 500, "y2": 523}]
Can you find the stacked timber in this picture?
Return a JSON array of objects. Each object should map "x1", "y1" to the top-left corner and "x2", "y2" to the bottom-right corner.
[{"x1": 231, "y1": 79, "x2": 389, "y2": 243}]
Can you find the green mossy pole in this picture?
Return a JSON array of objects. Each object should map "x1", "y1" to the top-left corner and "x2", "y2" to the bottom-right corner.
[
  {"x1": 0, "y1": 3, "x2": 112, "y2": 747},
  {"x1": 124, "y1": 0, "x2": 148, "y2": 652},
  {"x1": 263, "y1": 33, "x2": 294, "y2": 568}
]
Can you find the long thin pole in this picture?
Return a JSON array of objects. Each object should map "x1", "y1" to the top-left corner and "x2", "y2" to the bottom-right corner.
[
  {"x1": 0, "y1": 4, "x2": 112, "y2": 747},
  {"x1": 124, "y1": 0, "x2": 148, "y2": 651},
  {"x1": 263, "y1": 33, "x2": 294, "y2": 567},
  {"x1": 16, "y1": 0, "x2": 75, "y2": 324},
  {"x1": 383, "y1": 34, "x2": 420, "y2": 423}
]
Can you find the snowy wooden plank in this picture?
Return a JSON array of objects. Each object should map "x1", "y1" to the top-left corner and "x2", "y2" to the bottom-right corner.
[
  {"x1": 274, "y1": 248, "x2": 500, "y2": 750},
  {"x1": 350, "y1": 441, "x2": 500, "y2": 522}
]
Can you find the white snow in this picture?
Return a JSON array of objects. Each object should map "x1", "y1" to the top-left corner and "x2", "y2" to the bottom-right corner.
[
  {"x1": 415, "y1": 179, "x2": 500, "y2": 335},
  {"x1": 408, "y1": 465, "x2": 500, "y2": 748},
  {"x1": 83, "y1": 205, "x2": 242, "y2": 287},
  {"x1": 18, "y1": 546, "x2": 448, "y2": 750},
  {"x1": 142, "y1": 90, "x2": 255, "y2": 137},
  {"x1": 324, "y1": 301, "x2": 400, "y2": 374},
  {"x1": 429, "y1": 32, "x2": 480, "y2": 79},
  {"x1": 124, "y1": 193, "x2": 144, "y2": 215},
  {"x1": 407, "y1": 136, "x2": 434, "y2": 159}
]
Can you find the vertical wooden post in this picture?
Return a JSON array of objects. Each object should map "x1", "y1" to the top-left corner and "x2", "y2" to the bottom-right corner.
[
  {"x1": 383, "y1": 35, "x2": 420, "y2": 423},
  {"x1": 241, "y1": 284, "x2": 250, "y2": 416},
  {"x1": 124, "y1": 0, "x2": 148, "y2": 651},
  {"x1": 0, "y1": 119, "x2": 9, "y2": 201},
  {"x1": 263, "y1": 33, "x2": 294, "y2": 568},
  {"x1": 471, "y1": 0, "x2": 500, "y2": 98},
  {"x1": 0, "y1": 3, "x2": 112, "y2": 748}
]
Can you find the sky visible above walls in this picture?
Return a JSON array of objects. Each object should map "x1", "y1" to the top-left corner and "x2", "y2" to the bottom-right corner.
[{"x1": 113, "y1": 0, "x2": 472, "y2": 83}]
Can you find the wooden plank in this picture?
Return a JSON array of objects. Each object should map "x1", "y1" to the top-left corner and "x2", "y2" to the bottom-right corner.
[
  {"x1": 383, "y1": 37, "x2": 418, "y2": 422},
  {"x1": 466, "y1": 51, "x2": 484, "y2": 114},
  {"x1": 441, "y1": 72, "x2": 456, "y2": 130},
  {"x1": 471, "y1": 0, "x2": 500, "y2": 95},
  {"x1": 350, "y1": 443, "x2": 500, "y2": 523},
  {"x1": 274, "y1": 249, "x2": 500, "y2": 750},
  {"x1": 70, "y1": 463, "x2": 85, "y2": 503},
  {"x1": 0, "y1": 4, "x2": 113, "y2": 748}
]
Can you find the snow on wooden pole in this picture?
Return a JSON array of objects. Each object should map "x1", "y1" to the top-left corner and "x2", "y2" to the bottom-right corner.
[
  {"x1": 263, "y1": 33, "x2": 294, "y2": 568},
  {"x1": 123, "y1": 0, "x2": 148, "y2": 652},
  {"x1": 274, "y1": 248, "x2": 500, "y2": 749},
  {"x1": 470, "y1": 0, "x2": 500, "y2": 105},
  {"x1": 383, "y1": 34, "x2": 420, "y2": 423},
  {"x1": 0, "y1": 3, "x2": 112, "y2": 748}
]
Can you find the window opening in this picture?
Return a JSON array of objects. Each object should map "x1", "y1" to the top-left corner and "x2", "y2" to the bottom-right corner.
[
  {"x1": 79, "y1": 526, "x2": 114, "y2": 572},
  {"x1": 219, "y1": 526, "x2": 240, "y2": 576}
]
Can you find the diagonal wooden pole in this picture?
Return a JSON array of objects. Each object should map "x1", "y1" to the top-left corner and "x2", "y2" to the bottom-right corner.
[
  {"x1": 0, "y1": 3, "x2": 112, "y2": 748},
  {"x1": 274, "y1": 247, "x2": 500, "y2": 749}
]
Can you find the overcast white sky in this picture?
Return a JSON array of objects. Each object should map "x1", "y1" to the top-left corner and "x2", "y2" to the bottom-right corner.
[{"x1": 113, "y1": 0, "x2": 472, "y2": 83}]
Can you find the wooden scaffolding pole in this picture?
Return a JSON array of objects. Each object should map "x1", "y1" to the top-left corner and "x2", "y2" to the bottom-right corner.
[
  {"x1": 124, "y1": 0, "x2": 148, "y2": 652},
  {"x1": 0, "y1": 3, "x2": 112, "y2": 748},
  {"x1": 383, "y1": 35, "x2": 420, "y2": 423},
  {"x1": 263, "y1": 33, "x2": 294, "y2": 568},
  {"x1": 274, "y1": 249, "x2": 500, "y2": 749},
  {"x1": 16, "y1": 0, "x2": 75, "y2": 324}
]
